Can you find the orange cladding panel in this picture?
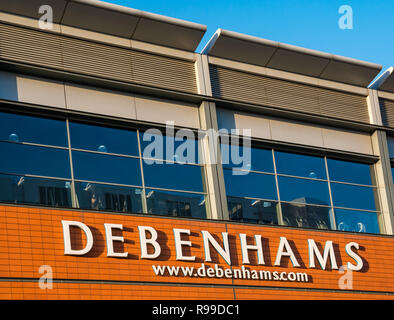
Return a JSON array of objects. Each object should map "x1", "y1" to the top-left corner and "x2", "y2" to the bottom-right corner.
[{"x1": 0, "y1": 204, "x2": 393, "y2": 299}]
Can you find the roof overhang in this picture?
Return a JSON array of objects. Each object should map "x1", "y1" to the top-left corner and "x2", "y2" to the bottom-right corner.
[
  {"x1": 202, "y1": 29, "x2": 382, "y2": 87},
  {"x1": 0, "y1": 0, "x2": 207, "y2": 52},
  {"x1": 369, "y1": 67, "x2": 394, "y2": 93}
]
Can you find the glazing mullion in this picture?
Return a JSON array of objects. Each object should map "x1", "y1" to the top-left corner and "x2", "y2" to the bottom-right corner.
[
  {"x1": 65, "y1": 118, "x2": 78, "y2": 208},
  {"x1": 272, "y1": 149, "x2": 284, "y2": 225},
  {"x1": 324, "y1": 156, "x2": 337, "y2": 230},
  {"x1": 137, "y1": 129, "x2": 148, "y2": 214}
]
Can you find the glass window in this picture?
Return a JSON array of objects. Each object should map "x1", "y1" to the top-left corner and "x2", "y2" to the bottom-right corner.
[
  {"x1": 0, "y1": 142, "x2": 71, "y2": 178},
  {"x1": 0, "y1": 174, "x2": 72, "y2": 207},
  {"x1": 72, "y1": 151, "x2": 142, "y2": 186},
  {"x1": 278, "y1": 176, "x2": 330, "y2": 206},
  {"x1": 275, "y1": 151, "x2": 326, "y2": 179},
  {"x1": 74, "y1": 182, "x2": 143, "y2": 213},
  {"x1": 327, "y1": 158, "x2": 373, "y2": 185},
  {"x1": 281, "y1": 203, "x2": 331, "y2": 230},
  {"x1": 223, "y1": 169, "x2": 278, "y2": 200},
  {"x1": 143, "y1": 161, "x2": 204, "y2": 193},
  {"x1": 335, "y1": 209, "x2": 380, "y2": 234},
  {"x1": 140, "y1": 131, "x2": 200, "y2": 164},
  {"x1": 221, "y1": 144, "x2": 274, "y2": 173},
  {"x1": 227, "y1": 197, "x2": 279, "y2": 225},
  {"x1": 330, "y1": 183, "x2": 377, "y2": 211},
  {"x1": 0, "y1": 111, "x2": 68, "y2": 147},
  {"x1": 145, "y1": 188, "x2": 207, "y2": 219},
  {"x1": 69, "y1": 121, "x2": 139, "y2": 156}
]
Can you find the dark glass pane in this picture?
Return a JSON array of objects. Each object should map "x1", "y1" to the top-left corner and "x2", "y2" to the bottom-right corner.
[
  {"x1": 275, "y1": 151, "x2": 326, "y2": 179},
  {"x1": 0, "y1": 142, "x2": 71, "y2": 178},
  {"x1": 335, "y1": 209, "x2": 380, "y2": 234},
  {"x1": 143, "y1": 161, "x2": 204, "y2": 192},
  {"x1": 140, "y1": 131, "x2": 200, "y2": 164},
  {"x1": 75, "y1": 182, "x2": 143, "y2": 213},
  {"x1": 223, "y1": 169, "x2": 277, "y2": 200},
  {"x1": 331, "y1": 183, "x2": 377, "y2": 211},
  {"x1": 227, "y1": 196, "x2": 279, "y2": 225},
  {"x1": 221, "y1": 144, "x2": 274, "y2": 173},
  {"x1": 146, "y1": 189, "x2": 207, "y2": 219},
  {"x1": 278, "y1": 176, "x2": 330, "y2": 206},
  {"x1": 281, "y1": 203, "x2": 331, "y2": 230},
  {"x1": 327, "y1": 158, "x2": 373, "y2": 185},
  {"x1": 0, "y1": 111, "x2": 68, "y2": 147},
  {"x1": 70, "y1": 122, "x2": 139, "y2": 156},
  {"x1": 72, "y1": 151, "x2": 142, "y2": 186},
  {"x1": 0, "y1": 174, "x2": 72, "y2": 207}
]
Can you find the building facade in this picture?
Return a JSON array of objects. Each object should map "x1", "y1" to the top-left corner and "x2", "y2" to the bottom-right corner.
[{"x1": 0, "y1": 0, "x2": 394, "y2": 300}]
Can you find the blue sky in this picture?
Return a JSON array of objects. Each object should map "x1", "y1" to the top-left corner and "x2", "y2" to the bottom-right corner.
[{"x1": 106, "y1": 0, "x2": 393, "y2": 78}]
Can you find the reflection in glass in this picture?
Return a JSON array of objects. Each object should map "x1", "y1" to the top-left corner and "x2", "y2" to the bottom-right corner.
[
  {"x1": 0, "y1": 174, "x2": 72, "y2": 207},
  {"x1": 335, "y1": 209, "x2": 379, "y2": 234},
  {"x1": 0, "y1": 111, "x2": 68, "y2": 146},
  {"x1": 145, "y1": 189, "x2": 207, "y2": 218},
  {"x1": 275, "y1": 151, "x2": 326, "y2": 179},
  {"x1": 72, "y1": 151, "x2": 142, "y2": 186},
  {"x1": 330, "y1": 183, "x2": 377, "y2": 211},
  {"x1": 281, "y1": 203, "x2": 331, "y2": 230},
  {"x1": 75, "y1": 182, "x2": 143, "y2": 213},
  {"x1": 69, "y1": 121, "x2": 139, "y2": 156},
  {"x1": 223, "y1": 169, "x2": 278, "y2": 200},
  {"x1": 277, "y1": 176, "x2": 330, "y2": 206},
  {"x1": 0, "y1": 142, "x2": 71, "y2": 178},
  {"x1": 143, "y1": 162, "x2": 204, "y2": 192},
  {"x1": 140, "y1": 131, "x2": 200, "y2": 164},
  {"x1": 221, "y1": 144, "x2": 274, "y2": 173},
  {"x1": 327, "y1": 158, "x2": 373, "y2": 185},
  {"x1": 227, "y1": 197, "x2": 279, "y2": 225}
]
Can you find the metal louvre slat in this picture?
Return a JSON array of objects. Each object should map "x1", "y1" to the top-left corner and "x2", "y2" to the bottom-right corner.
[
  {"x1": 264, "y1": 76, "x2": 319, "y2": 114},
  {"x1": 132, "y1": 51, "x2": 197, "y2": 93},
  {"x1": 317, "y1": 88, "x2": 369, "y2": 122},
  {"x1": 209, "y1": 64, "x2": 369, "y2": 123},
  {"x1": 0, "y1": 22, "x2": 198, "y2": 94},
  {"x1": 0, "y1": 23, "x2": 62, "y2": 69},
  {"x1": 379, "y1": 98, "x2": 394, "y2": 127},
  {"x1": 61, "y1": 37, "x2": 132, "y2": 82},
  {"x1": 209, "y1": 65, "x2": 267, "y2": 103}
]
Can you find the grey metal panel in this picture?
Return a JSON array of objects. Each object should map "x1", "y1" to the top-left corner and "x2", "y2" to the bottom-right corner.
[
  {"x1": 379, "y1": 98, "x2": 394, "y2": 127},
  {"x1": 380, "y1": 75, "x2": 394, "y2": 93},
  {"x1": 373, "y1": 69, "x2": 394, "y2": 93},
  {"x1": 208, "y1": 35, "x2": 277, "y2": 67},
  {"x1": 204, "y1": 28, "x2": 382, "y2": 88},
  {"x1": 209, "y1": 65, "x2": 369, "y2": 123},
  {"x1": 320, "y1": 59, "x2": 382, "y2": 87},
  {"x1": 61, "y1": 1, "x2": 139, "y2": 38},
  {"x1": 0, "y1": 23, "x2": 63, "y2": 69},
  {"x1": 0, "y1": 22, "x2": 198, "y2": 94},
  {"x1": 132, "y1": 18, "x2": 205, "y2": 52},
  {"x1": 0, "y1": 0, "x2": 67, "y2": 23},
  {"x1": 266, "y1": 48, "x2": 330, "y2": 77},
  {"x1": 0, "y1": 0, "x2": 206, "y2": 52}
]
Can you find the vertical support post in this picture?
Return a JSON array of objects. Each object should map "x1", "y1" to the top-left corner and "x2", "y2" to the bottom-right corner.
[
  {"x1": 371, "y1": 130, "x2": 394, "y2": 235},
  {"x1": 367, "y1": 88, "x2": 394, "y2": 235},
  {"x1": 195, "y1": 54, "x2": 229, "y2": 220}
]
